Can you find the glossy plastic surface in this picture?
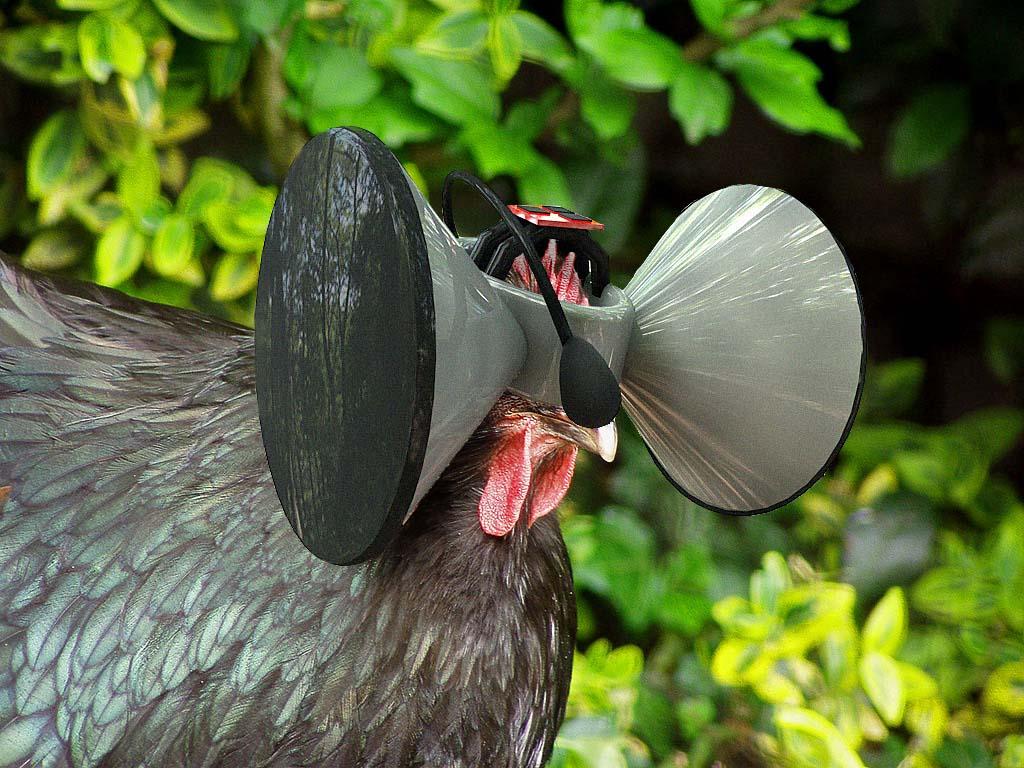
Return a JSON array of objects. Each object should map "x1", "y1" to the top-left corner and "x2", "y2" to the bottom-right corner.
[
  {"x1": 407, "y1": 180, "x2": 527, "y2": 511},
  {"x1": 484, "y1": 276, "x2": 634, "y2": 409},
  {"x1": 621, "y1": 185, "x2": 864, "y2": 514}
]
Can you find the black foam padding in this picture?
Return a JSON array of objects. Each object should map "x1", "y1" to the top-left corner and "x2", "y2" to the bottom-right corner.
[
  {"x1": 559, "y1": 337, "x2": 622, "y2": 428},
  {"x1": 255, "y1": 127, "x2": 435, "y2": 565}
]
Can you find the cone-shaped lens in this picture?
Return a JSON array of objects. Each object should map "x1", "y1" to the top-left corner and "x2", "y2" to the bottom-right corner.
[{"x1": 622, "y1": 185, "x2": 865, "y2": 514}]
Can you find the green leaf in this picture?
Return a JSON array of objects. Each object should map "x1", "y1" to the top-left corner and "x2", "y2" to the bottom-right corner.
[
  {"x1": 117, "y1": 141, "x2": 162, "y2": 221},
  {"x1": 753, "y1": 669, "x2": 805, "y2": 705},
  {"x1": 887, "y1": 85, "x2": 969, "y2": 178},
  {"x1": 177, "y1": 158, "x2": 238, "y2": 219},
  {"x1": 27, "y1": 111, "x2": 87, "y2": 201},
  {"x1": 774, "y1": 706, "x2": 866, "y2": 768},
  {"x1": 95, "y1": 218, "x2": 146, "y2": 286},
  {"x1": 565, "y1": 0, "x2": 643, "y2": 50},
  {"x1": 22, "y1": 228, "x2": 88, "y2": 271},
  {"x1": 308, "y1": 89, "x2": 442, "y2": 145},
  {"x1": 513, "y1": 11, "x2": 573, "y2": 72},
  {"x1": 78, "y1": 12, "x2": 146, "y2": 83},
  {"x1": 905, "y1": 697, "x2": 948, "y2": 752},
  {"x1": 579, "y1": 69, "x2": 636, "y2": 140},
  {"x1": 669, "y1": 61, "x2": 732, "y2": 144},
  {"x1": 983, "y1": 660, "x2": 1024, "y2": 718},
  {"x1": 720, "y1": 38, "x2": 823, "y2": 82},
  {"x1": 656, "y1": 591, "x2": 712, "y2": 636},
  {"x1": 784, "y1": 15, "x2": 851, "y2": 51},
  {"x1": 283, "y1": 22, "x2": 314, "y2": 92},
  {"x1": 751, "y1": 551, "x2": 791, "y2": 613},
  {"x1": 417, "y1": 10, "x2": 489, "y2": 58},
  {"x1": 151, "y1": 214, "x2": 196, "y2": 278},
  {"x1": 592, "y1": 26, "x2": 682, "y2": 90},
  {"x1": 897, "y1": 662, "x2": 940, "y2": 702},
  {"x1": 426, "y1": 0, "x2": 483, "y2": 10},
  {"x1": 676, "y1": 696, "x2": 716, "y2": 741},
  {"x1": 504, "y1": 89, "x2": 559, "y2": 140},
  {"x1": 862, "y1": 587, "x2": 908, "y2": 656},
  {"x1": 488, "y1": 12, "x2": 523, "y2": 83},
  {"x1": 152, "y1": 0, "x2": 239, "y2": 42},
  {"x1": 968, "y1": 476, "x2": 1020, "y2": 528},
  {"x1": 202, "y1": 192, "x2": 273, "y2": 253},
  {"x1": 737, "y1": 66, "x2": 859, "y2": 146},
  {"x1": 59, "y1": 0, "x2": 132, "y2": 8},
  {"x1": 210, "y1": 252, "x2": 258, "y2": 301},
  {"x1": 689, "y1": 0, "x2": 727, "y2": 34},
  {"x1": 122, "y1": 277, "x2": 195, "y2": 309},
  {"x1": 913, "y1": 565, "x2": 999, "y2": 624},
  {"x1": 819, "y1": 0, "x2": 861, "y2": 11},
  {"x1": 460, "y1": 123, "x2": 538, "y2": 177},
  {"x1": 946, "y1": 408, "x2": 1024, "y2": 464},
  {"x1": 0, "y1": 24, "x2": 84, "y2": 86},
  {"x1": 719, "y1": 40, "x2": 860, "y2": 146},
  {"x1": 860, "y1": 358, "x2": 925, "y2": 420},
  {"x1": 820, "y1": 630, "x2": 858, "y2": 690},
  {"x1": 307, "y1": 46, "x2": 382, "y2": 112},
  {"x1": 563, "y1": 139, "x2": 645, "y2": 253},
  {"x1": 518, "y1": 156, "x2": 572, "y2": 208},
  {"x1": 71, "y1": 191, "x2": 124, "y2": 233},
  {"x1": 1000, "y1": 735, "x2": 1024, "y2": 768},
  {"x1": 390, "y1": 48, "x2": 499, "y2": 124},
  {"x1": 563, "y1": 509, "x2": 660, "y2": 633},
  {"x1": 860, "y1": 651, "x2": 906, "y2": 726},
  {"x1": 891, "y1": 435, "x2": 987, "y2": 506},
  {"x1": 709, "y1": 636, "x2": 761, "y2": 686},
  {"x1": 239, "y1": 0, "x2": 291, "y2": 35},
  {"x1": 935, "y1": 739, "x2": 996, "y2": 768},
  {"x1": 206, "y1": 38, "x2": 254, "y2": 99},
  {"x1": 713, "y1": 595, "x2": 776, "y2": 640},
  {"x1": 38, "y1": 156, "x2": 109, "y2": 227}
]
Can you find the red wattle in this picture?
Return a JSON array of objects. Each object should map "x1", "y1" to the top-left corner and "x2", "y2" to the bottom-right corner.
[
  {"x1": 478, "y1": 425, "x2": 533, "y2": 536},
  {"x1": 528, "y1": 446, "x2": 578, "y2": 526}
]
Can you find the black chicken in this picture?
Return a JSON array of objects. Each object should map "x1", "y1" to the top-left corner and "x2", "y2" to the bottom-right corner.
[{"x1": 0, "y1": 239, "x2": 616, "y2": 766}]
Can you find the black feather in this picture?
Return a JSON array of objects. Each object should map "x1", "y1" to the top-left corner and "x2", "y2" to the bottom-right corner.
[{"x1": 0, "y1": 256, "x2": 575, "y2": 768}]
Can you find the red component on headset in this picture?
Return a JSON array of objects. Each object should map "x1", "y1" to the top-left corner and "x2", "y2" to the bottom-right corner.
[{"x1": 508, "y1": 204, "x2": 605, "y2": 231}]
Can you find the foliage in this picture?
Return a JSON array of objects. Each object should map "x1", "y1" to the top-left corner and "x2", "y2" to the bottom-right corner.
[
  {"x1": 558, "y1": 355, "x2": 1023, "y2": 767},
  {"x1": 1, "y1": 1, "x2": 1022, "y2": 767},
  {"x1": 1, "y1": 0, "x2": 860, "y2": 317}
]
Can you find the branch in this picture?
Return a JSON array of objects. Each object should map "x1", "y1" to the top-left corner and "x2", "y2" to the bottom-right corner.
[
  {"x1": 681, "y1": 0, "x2": 817, "y2": 61},
  {"x1": 250, "y1": 38, "x2": 309, "y2": 179}
]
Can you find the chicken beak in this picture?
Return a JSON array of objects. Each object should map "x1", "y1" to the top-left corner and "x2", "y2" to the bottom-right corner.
[
  {"x1": 590, "y1": 421, "x2": 619, "y2": 463},
  {"x1": 538, "y1": 414, "x2": 618, "y2": 463}
]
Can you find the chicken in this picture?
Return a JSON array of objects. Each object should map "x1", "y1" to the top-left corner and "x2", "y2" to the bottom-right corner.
[{"x1": 0, "y1": 242, "x2": 614, "y2": 767}]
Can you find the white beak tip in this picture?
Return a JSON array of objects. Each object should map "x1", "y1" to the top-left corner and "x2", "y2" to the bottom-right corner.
[{"x1": 596, "y1": 421, "x2": 618, "y2": 463}]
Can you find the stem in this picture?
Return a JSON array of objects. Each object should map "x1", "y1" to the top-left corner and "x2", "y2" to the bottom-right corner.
[
  {"x1": 250, "y1": 38, "x2": 309, "y2": 179},
  {"x1": 681, "y1": 0, "x2": 817, "y2": 61}
]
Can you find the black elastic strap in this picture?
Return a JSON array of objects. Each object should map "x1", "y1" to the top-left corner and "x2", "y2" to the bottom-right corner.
[{"x1": 442, "y1": 171, "x2": 573, "y2": 345}]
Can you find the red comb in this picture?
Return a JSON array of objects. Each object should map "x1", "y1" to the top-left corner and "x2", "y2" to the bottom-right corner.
[{"x1": 510, "y1": 242, "x2": 589, "y2": 307}]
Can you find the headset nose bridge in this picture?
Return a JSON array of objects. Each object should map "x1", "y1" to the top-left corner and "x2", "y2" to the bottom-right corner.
[{"x1": 484, "y1": 276, "x2": 635, "y2": 410}]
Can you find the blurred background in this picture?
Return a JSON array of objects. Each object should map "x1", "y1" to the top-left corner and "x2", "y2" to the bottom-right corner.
[{"x1": 1, "y1": 0, "x2": 1022, "y2": 766}]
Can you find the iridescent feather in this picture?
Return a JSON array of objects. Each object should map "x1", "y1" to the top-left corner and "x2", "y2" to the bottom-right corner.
[{"x1": 0, "y1": 257, "x2": 574, "y2": 768}]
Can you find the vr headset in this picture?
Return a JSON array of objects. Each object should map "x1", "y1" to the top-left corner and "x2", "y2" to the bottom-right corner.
[{"x1": 255, "y1": 127, "x2": 865, "y2": 565}]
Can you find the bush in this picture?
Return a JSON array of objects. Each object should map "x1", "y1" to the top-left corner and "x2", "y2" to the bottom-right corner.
[{"x1": 0, "y1": 0, "x2": 859, "y2": 322}]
